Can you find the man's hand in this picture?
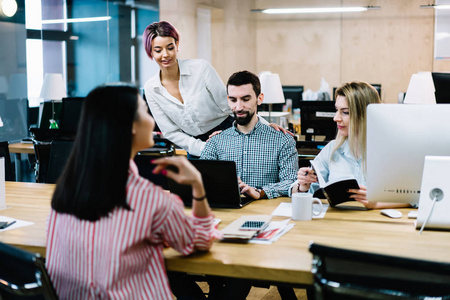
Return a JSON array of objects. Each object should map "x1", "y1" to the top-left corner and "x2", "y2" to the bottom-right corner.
[{"x1": 238, "y1": 178, "x2": 261, "y2": 199}]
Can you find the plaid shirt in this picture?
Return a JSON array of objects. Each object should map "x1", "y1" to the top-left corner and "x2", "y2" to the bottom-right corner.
[{"x1": 200, "y1": 120, "x2": 298, "y2": 198}]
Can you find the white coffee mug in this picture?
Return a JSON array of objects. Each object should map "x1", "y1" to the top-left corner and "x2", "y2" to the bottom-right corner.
[{"x1": 291, "y1": 193, "x2": 323, "y2": 221}]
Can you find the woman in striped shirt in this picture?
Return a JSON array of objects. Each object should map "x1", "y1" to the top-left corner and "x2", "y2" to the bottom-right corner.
[{"x1": 46, "y1": 84, "x2": 219, "y2": 299}]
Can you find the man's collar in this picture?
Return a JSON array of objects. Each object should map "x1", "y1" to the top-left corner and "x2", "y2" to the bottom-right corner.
[{"x1": 233, "y1": 117, "x2": 263, "y2": 135}]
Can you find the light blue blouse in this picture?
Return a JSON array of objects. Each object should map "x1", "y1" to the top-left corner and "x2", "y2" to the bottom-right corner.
[{"x1": 290, "y1": 139, "x2": 365, "y2": 195}]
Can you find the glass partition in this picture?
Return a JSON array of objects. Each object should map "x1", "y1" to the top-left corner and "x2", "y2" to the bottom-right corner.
[{"x1": 0, "y1": 0, "x2": 159, "y2": 142}]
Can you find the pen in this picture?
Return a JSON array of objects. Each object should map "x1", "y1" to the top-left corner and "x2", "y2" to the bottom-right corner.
[
  {"x1": 0, "y1": 220, "x2": 16, "y2": 229},
  {"x1": 305, "y1": 166, "x2": 314, "y2": 176}
]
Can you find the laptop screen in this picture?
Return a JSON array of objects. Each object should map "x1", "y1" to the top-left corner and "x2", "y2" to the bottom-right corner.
[{"x1": 168, "y1": 159, "x2": 253, "y2": 208}]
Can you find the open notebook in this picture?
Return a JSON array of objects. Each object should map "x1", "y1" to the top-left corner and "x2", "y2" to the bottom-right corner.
[
  {"x1": 310, "y1": 160, "x2": 359, "y2": 207},
  {"x1": 168, "y1": 159, "x2": 255, "y2": 208}
]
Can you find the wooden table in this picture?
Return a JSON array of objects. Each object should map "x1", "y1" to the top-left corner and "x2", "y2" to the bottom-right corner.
[
  {"x1": 8, "y1": 142, "x2": 34, "y2": 182},
  {"x1": 0, "y1": 182, "x2": 53, "y2": 255},
  {"x1": 8, "y1": 142, "x2": 34, "y2": 155},
  {"x1": 2, "y1": 182, "x2": 450, "y2": 286}
]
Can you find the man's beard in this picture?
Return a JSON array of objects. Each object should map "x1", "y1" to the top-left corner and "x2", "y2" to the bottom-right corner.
[{"x1": 234, "y1": 110, "x2": 255, "y2": 126}]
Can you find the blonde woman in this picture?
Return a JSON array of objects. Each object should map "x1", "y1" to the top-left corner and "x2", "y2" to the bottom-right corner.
[{"x1": 292, "y1": 81, "x2": 409, "y2": 209}]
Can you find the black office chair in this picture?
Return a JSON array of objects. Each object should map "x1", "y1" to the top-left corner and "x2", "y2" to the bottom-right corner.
[
  {"x1": 309, "y1": 242, "x2": 450, "y2": 300},
  {"x1": 46, "y1": 140, "x2": 74, "y2": 184},
  {"x1": 33, "y1": 140, "x2": 52, "y2": 183},
  {"x1": 0, "y1": 141, "x2": 15, "y2": 181},
  {"x1": 0, "y1": 241, "x2": 58, "y2": 299}
]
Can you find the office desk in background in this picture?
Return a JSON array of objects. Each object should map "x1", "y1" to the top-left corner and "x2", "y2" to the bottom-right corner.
[
  {"x1": 8, "y1": 142, "x2": 34, "y2": 182},
  {"x1": 8, "y1": 142, "x2": 188, "y2": 181},
  {"x1": 2, "y1": 182, "x2": 450, "y2": 286}
]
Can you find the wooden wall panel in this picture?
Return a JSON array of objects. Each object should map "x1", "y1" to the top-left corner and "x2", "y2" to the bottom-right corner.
[
  {"x1": 254, "y1": 0, "x2": 436, "y2": 102},
  {"x1": 159, "y1": 0, "x2": 446, "y2": 102},
  {"x1": 256, "y1": 18, "x2": 341, "y2": 95},
  {"x1": 159, "y1": 0, "x2": 257, "y2": 83},
  {"x1": 341, "y1": 0, "x2": 434, "y2": 102}
]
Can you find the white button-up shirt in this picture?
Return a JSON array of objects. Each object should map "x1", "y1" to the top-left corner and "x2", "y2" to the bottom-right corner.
[{"x1": 144, "y1": 59, "x2": 231, "y2": 156}]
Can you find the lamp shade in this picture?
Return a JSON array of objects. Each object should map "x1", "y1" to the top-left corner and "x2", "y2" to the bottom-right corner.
[
  {"x1": 259, "y1": 72, "x2": 285, "y2": 104},
  {"x1": 403, "y1": 72, "x2": 435, "y2": 104},
  {"x1": 40, "y1": 73, "x2": 67, "y2": 101}
]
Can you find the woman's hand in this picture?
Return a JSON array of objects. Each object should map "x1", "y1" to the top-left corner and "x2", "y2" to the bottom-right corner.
[
  {"x1": 349, "y1": 185, "x2": 377, "y2": 209},
  {"x1": 350, "y1": 185, "x2": 412, "y2": 210},
  {"x1": 206, "y1": 130, "x2": 222, "y2": 142},
  {"x1": 269, "y1": 123, "x2": 294, "y2": 136},
  {"x1": 293, "y1": 167, "x2": 317, "y2": 193},
  {"x1": 153, "y1": 156, "x2": 210, "y2": 217}
]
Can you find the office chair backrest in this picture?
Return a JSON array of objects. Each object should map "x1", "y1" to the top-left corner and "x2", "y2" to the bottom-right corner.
[
  {"x1": 0, "y1": 141, "x2": 15, "y2": 181},
  {"x1": 0, "y1": 241, "x2": 58, "y2": 299},
  {"x1": 33, "y1": 141, "x2": 52, "y2": 183},
  {"x1": 309, "y1": 242, "x2": 450, "y2": 300},
  {"x1": 47, "y1": 140, "x2": 74, "y2": 183}
]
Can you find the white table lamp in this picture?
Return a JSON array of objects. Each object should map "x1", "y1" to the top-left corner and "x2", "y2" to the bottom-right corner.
[
  {"x1": 259, "y1": 72, "x2": 285, "y2": 123},
  {"x1": 40, "y1": 73, "x2": 67, "y2": 129}
]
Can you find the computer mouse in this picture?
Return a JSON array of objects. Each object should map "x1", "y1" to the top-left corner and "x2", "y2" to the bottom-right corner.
[{"x1": 380, "y1": 209, "x2": 403, "y2": 219}]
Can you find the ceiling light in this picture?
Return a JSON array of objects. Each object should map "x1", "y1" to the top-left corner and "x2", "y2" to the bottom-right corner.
[
  {"x1": 251, "y1": 6, "x2": 380, "y2": 14},
  {"x1": 41, "y1": 16, "x2": 111, "y2": 24},
  {"x1": 420, "y1": 4, "x2": 450, "y2": 9},
  {"x1": 2, "y1": 0, "x2": 18, "y2": 17}
]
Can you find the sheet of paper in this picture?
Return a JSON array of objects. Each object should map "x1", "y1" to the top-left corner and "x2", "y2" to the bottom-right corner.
[
  {"x1": 0, "y1": 158, "x2": 5, "y2": 210},
  {"x1": 0, "y1": 216, "x2": 34, "y2": 232},
  {"x1": 271, "y1": 202, "x2": 329, "y2": 219},
  {"x1": 310, "y1": 160, "x2": 326, "y2": 188}
]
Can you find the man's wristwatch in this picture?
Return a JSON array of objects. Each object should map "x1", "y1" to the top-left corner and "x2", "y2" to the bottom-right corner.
[{"x1": 256, "y1": 189, "x2": 267, "y2": 199}]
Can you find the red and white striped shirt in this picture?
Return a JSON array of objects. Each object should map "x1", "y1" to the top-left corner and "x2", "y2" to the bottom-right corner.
[{"x1": 46, "y1": 160, "x2": 220, "y2": 299}]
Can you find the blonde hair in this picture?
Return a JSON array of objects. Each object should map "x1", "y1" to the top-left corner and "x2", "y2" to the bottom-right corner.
[{"x1": 332, "y1": 81, "x2": 381, "y2": 174}]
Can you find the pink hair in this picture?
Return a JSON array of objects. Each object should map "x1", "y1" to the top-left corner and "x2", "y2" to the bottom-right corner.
[{"x1": 142, "y1": 21, "x2": 179, "y2": 59}]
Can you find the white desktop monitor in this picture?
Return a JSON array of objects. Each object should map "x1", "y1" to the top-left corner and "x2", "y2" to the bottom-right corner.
[{"x1": 366, "y1": 104, "x2": 450, "y2": 205}]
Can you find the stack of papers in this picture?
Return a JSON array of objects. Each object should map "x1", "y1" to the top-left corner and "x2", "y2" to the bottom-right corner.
[{"x1": 250, "y1": 219, "x2": 294, "y2": 245}]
